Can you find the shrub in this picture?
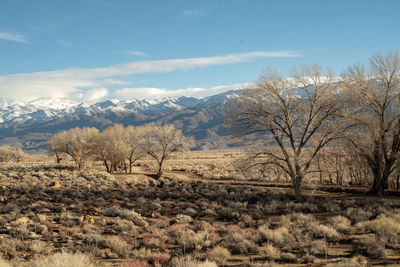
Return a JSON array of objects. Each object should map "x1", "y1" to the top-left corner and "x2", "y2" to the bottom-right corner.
[
  {"x1": 120, "y1": 209, "x2": 148, "y2": 227},
  {"x1": 359, "y1": 214, "x2": 400, "y2": 241},
  {"x1": 146, "y1": 252, "x2": 171, "y2": 264},
  {"x1": 352, "y1": 235, "x2": 386, "y2": 259},
  {"x1": 329, "y1": 215, "x2": 351, "y2": 233},
  {"x1": 258, "y1": 244, "x2": 280, "y2": 260},
  {"x1": 30, "y1": 252, "x2": 94, "y2": 267},
  {"x1": 0, "y1": 258, "x2": 11, "y2": 267},
  {"x1": 208, "y1": 245, "x2": 231, "y2": 263},
  {"x1": 171, "y1": 256, "x2": 217, "y2": 267},
  {"x1": 311, "y1": 224, "x2": 340, "y2": 241},
  {"x1": 105, "y1": 236, "x2": 131, "y2": 258}
]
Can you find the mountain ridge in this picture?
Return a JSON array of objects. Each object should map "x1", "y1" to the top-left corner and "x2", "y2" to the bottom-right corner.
[{"x1": 0, "y1": 89, "x2": 245, "y2": 152}]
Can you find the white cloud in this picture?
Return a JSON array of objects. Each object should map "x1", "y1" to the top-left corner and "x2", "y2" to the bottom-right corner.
[
  {"x1": 0, "y1": 51, "x2": 301, "y2": 103},
  {"x1": 115, "y1": 50, "x2": 148, "y2": 56},
  {"x1": 0, "y1": 31, "x2": 27, "y2": 43}
]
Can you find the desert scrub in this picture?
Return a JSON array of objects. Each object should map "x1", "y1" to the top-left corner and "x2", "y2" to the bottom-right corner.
[
  {"x1": 352, "y1": 234, "x2": 386, "y2": 259},
  {"x1": 225, "y1": 231, "x2": 258, "y2": 254},
  {"x1": 357, "y1": 213, "x2": 400, "y2": 242},
  {"x1": 328, "y1": 215, "x2": 352, "y2": 233},
  {"x1": 105, "y1": 235, "x2": 131, "y2": 258},
  {"x1": 258, "y1": 244, "x2": 281, "y2": 260},
  {"x1": 254, "y1": 225, "x2": 294, "y2": 248},
  {"x1": 30, "y1": 252, "x2": 94, "y2": 267},
  {"x1": 310, "y1": 224, "x2": 341, "y2": 241},
  {"x1": 170, "y1": 255, "x2": 218, "y2": 267},
  {"x1": 207, "y1": 245, "x2": 231, "y2": 263}
]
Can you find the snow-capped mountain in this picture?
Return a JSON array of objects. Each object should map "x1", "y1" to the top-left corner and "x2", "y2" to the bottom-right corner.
[{"x1": 0, "y1": 90, "x2": 242, "y2": 151}]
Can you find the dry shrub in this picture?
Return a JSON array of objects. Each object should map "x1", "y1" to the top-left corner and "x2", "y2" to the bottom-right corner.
[
  {"x1": 104, "y1": 206, "x2": 121, "y2": 217},
  {"x1": 258, "y1": 244, "x2": 280, "y2": 260},
  {"x1": 132, "y1": 247, "x2": 151, "y2": 260},
  {"x1": 0, "y1": 258, "x2": 11, "y2": 267},
  {"x1": 172, "y1": 228, "x2": 208, "y2": 252},
  {"x1": 207, "y1": 245, "x2": 230, "y2": 263},
  {"x1": 326, "y1": 255, "x2": 368, "y2": 267},
  {"x1": 30, "y1": 252, "x2": 94, "y2": 267},
  {"x1": 225, "y1": 231, "x2": 258, "y2": 254},
  {"x1": 346, "y1": 208, "x2": 372, "y2": 223},
  {"x1": 146, "y1": 252, "x2": 171, "y2": 264},
  {"x1": 329, "y1": 215, "x2": 351, "y2": 233},
  {"x1": 358, "y1": 214, "x2": 400, "y2": 241},
  {"x1": 352, "y1": 234, "x2": 386, "y2": 259},
  {"x1": 105, "y1": 235, "x2": 131, "y2": 258},
  {"x1": 311, "y1": 224, "x2": 340, "y2": 241},
  {"x1": 0, "y1": 237, "x2": 19, "y2": 259},
  {"x1": 171, "y1": 256, "x2": 217, "y2": 267},
  {"x1": 120, "y1": 209, "x2": 148, "y2": 227},
  {"x1": 30, "y1": 240, "x2": 51, "y2": 255},
  {"x1": 254, "y1": 225, "x2": 293, "y2": 247},
  {"x1": 118, "y1": 260, "x2": 150, "y2": 267}
]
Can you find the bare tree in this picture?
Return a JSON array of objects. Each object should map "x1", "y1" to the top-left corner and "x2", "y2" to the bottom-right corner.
[
  {"x1": 0, "y1": 146, "x2": 28, "y2": 163},
  {"x1": 143, "y1": 123, "x2": 194, "y2": 178},
  {"x1": 226, "y1": 65, "x2": 346, "y2": 200},
  {"x1": 48, "y1": 127, "x2": 99, "y2": 170},
  {"x1": 90, "y1": 124, "x2": 129, "y2": 173},
  {"x1": 125, "y1": 125, "x2": 146, "y2": 173},
  {"x1": 343, "y1": 52, "x2": 400, "y2": 195}
]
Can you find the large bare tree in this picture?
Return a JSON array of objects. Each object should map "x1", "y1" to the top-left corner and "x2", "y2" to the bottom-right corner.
[
  {"x1": 343, "y1": 52, "x2": 400, "y2": 195},
  {"x1": 143, "y1": 123, "x2": 194, "y2": 178},
  {"x1": 226, "y1": 65, "x2": 346, "y2": 200}
]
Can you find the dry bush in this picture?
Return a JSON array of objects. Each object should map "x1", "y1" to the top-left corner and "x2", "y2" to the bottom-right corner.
[
  {"x1": 30, "y1": 240, "x2": 51, "y2": 255},
  {"x1": 105, "y1": 236, "x2": 131, "y2": 258},
  {"x1": 171, "y1": 256, "x2": 217, "y2": 267},
  {"x1": 225, "y1": 231, "x2": 258, "y2": 254},
  {"x1": 0, "y1": 237, "x2": 19, "y2": 259},
  {"x1": 311, "y1": 224, "x2": 341, "y2": 241},
  {"x1": 207, "y1": 245, "x2": 230, "y2": 263},
  {"x1": 358, "y1": 213, "x2": 400, "y2": 241},
  {"x1": 326, "y1": 255, "x2": 368, "y2": 267},
  {"x1": 352, "y1": 234, "x2": 386, "y2": 259},
  {"x1": 172, "y1": 228, "x2": 208, "y2": 252},
  {"x1": 131, "y1": 247, "x2": 151, "y2": 260},
  {"x1": 30, "y1": 252, "x2": 94, "y2": 267},
  {"x1": 258, "y1": 244, "x2": 280, "y2": 260},
  {"x1": 254, "y1": 225, "x2": 293, "y2": 248},
  {"x1": 120, "y1": 209, "x2": 148, "y2": 227},
  {"x1": 146, "y1": 252, "x2": 171, "y2": 264},
  {"x1": 346, "y1": 208, "x2": 372, "y2": 223},
  {"x1": 0, "y1": 258, "x2": 12, "y2": 267},
  {"x1": 329, "y1": 215, "x2": 352, "y2": 233}
]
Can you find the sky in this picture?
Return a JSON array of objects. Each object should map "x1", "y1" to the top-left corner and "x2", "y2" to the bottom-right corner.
[{"x1": 1, "y1": 0, "x2": 400, "y2": 104}]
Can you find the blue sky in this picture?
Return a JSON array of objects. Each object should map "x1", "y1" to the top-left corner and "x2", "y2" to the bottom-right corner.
[{"x1": 1, "y1": 0, "x2": 399, "y2": 103}]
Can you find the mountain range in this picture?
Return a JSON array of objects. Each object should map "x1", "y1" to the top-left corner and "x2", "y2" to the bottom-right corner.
[{"x1": 0, "y1": 90, "x2": 244, "y2": 152}]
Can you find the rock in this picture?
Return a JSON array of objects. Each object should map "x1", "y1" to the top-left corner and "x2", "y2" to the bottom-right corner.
[
  {"x1": 15, "y1": 217, "x2": 32, "y2": 225},
  {"x1": 50, "y1": 181, "x2": 62, "y2": 188},
  {"x1": 36, "y1": 214, "x2": 47, "y2": 222}
]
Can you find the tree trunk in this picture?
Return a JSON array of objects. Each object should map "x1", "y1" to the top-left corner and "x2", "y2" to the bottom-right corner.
[
  {"x1": 293, "y1": 177, "x2": 303, "y2": 202},
  {"x1": 369, "y1": 173, "x2": 387, "y2": 196}
]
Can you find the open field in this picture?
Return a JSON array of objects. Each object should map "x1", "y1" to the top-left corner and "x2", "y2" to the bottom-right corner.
[{"x1": 0, "y1": 151, "x2": 399, "y2": 266}]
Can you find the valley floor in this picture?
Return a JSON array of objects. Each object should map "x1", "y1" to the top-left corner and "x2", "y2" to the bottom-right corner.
[{"x1": 0, "y1": 159, "x2": 400, "y2": 266}]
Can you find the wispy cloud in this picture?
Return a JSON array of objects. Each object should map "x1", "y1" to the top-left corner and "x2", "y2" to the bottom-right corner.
[
  {"x1": 0, "y1": 31, "x2": 27, "y2": 43},
  {"x1": 115, "y1": 50, "x2": 148, "y2": 56},
  {"x1": 183, "y1": 9, "x2": 208, "y2": 17},
  {"x1": 0, "y1": 51, "x2": 302, "y2": 103},
  {"x1": 57, "y1": 39, "x2": 72, "y2": 46}
]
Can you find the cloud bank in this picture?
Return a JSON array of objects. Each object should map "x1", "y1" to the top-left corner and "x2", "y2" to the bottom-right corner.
[{"x1": 0, "y1": 51, "x2": 301, "y2": 103}]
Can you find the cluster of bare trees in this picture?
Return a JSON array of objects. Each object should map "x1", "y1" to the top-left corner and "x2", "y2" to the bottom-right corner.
[
  {"x1": 47, "y1": 123, "x2": 193, "y2": 177},
  {"x1": 227, "y1": 52, "x2": 400, "y2": 199},
  {"x1": 0, "y1": 146, "x2": 27, "y2": 163}
]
